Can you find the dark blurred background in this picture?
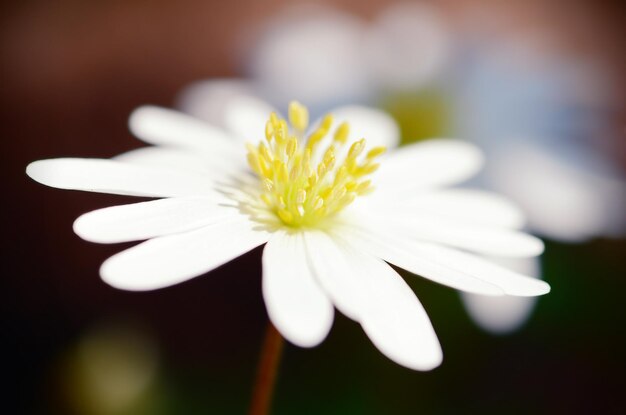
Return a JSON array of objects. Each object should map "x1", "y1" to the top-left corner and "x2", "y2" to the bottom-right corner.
[{"x1": 2, "y1": 0, "x2": 625, "y2": 414}]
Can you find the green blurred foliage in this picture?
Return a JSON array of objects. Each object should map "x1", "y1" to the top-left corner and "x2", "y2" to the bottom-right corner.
[{"x1": 379, "y1": 88, "x2": 453, "y2": 145}]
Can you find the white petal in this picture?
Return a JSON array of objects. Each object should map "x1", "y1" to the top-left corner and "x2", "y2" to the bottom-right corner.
[
  {"x1": 339, "y1": 224, "x2": 550, "y2": 296},
  {"x1": 128, "y1": 106, "x2": 240, "y2": 159},
  {"x1": 369, "y1": 189, "x2": 526, "y2": 229},
  {"x1": 262, "y1": 231, "x2": 334, "y2": 348},
  {"x1": 303, "y1": 231, "x2": 441, "y2": 369},
  {"x1": 303, "y1": 231, "x2": 366, "y2": 320},
  {"x1": 100, "y1": 218, "x2": 269, "y2": 291},
  {"x1": 26, "y1": 158, "x2": 216, "y2": 197},
  {"x1": 74, "y1": 197, "x2": 238, "y2": 244},
  {"x1": 373, "y1": 140, "x2": 483, "y2": 192},
  {"x1": 355, "y1": 252, "x2": 442, "y2": 371},
  {"x1": 327, "y1": 106, "x2": 400, "y2": 149},
  {"x1": 461, "y1": 256, "x2": 541, "y2": 334},
  {"x1": 114, "y1": 146, "x2": 238, "y2": 176},
  {"x1": 359, "y1": 211, "x2": 543, "y2": 257}
]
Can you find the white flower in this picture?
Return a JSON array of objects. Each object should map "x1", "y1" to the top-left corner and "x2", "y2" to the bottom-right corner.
[{"x1": 27, "y1": 101, "x2": 549, "y2": 370}]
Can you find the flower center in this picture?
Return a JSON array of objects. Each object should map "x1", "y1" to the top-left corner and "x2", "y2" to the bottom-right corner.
[{"x1": 246, "y1": 101, "x2": 386, "y2": 228}]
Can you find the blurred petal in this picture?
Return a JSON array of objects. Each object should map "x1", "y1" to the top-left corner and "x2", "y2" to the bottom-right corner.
[
  {"x1": 26, "y1": 158, "x2": 216, "y2": 197},
  {"x1": 248, "y1": 4, "x2": 369, "y2": 109},
  {"x1": 373, "y1": 140, "x2": 484, "y2": 193},
  {"x1": 177, "y1": 78, "x2": 257, "y2": 126},
  {"x1": 223, "y1": 95, "x2": 276, "y2": 142},
  {"x1": 74, "y1": 197, "x2": 238, "y2": 243},
  {"x1": 178, "y1": 79, "x2": 276, "y2": 142},
  {"x1": 100, "y1": 218, "x2": 269, "y2": 291},
  {"x1": 365, "y1": 2, "x2": 451, "y2": 90},
  {"x1": 461, "y1": 256, "x2": 541, "y2": 334},
  {"x1": 339, "y1": 223, "x2": 550, "y2": 296},
  {"x1": 129, "y1": 106, "x2": 239, "y2": 158},
  {"x1": 262, "y1": 231, "x2": 333, "y2": 347},
  {"x1": 488, "y1": 143, "x2": 626, "y2": 241}
]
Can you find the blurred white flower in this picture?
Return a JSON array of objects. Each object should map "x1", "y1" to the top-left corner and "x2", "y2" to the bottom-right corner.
[
  {"x1": 188, "y1": 3, "x2": 450, "y2": 115},
  {"x1": 28, "y1": 100, "x2": 549, "y2": 370},
  {"x1": 451, "y1": 32, "x2": 625, "y2": 334},
  {"x1": 453, "y1": 39, "x2": 626, "y2": 242},
  {"x1": 246, "y1": 4, "x2": 370, "y2": 112}
]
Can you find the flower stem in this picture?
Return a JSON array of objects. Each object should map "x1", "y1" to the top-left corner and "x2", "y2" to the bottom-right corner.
[{"x1": 248, "y1": 321, "x2": 284, "y2": 415}]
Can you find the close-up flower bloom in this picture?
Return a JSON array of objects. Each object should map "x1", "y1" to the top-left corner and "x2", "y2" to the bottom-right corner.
[
  {"x1": 177, "y1": 2, "x2": 625, "y2": 339},
  {"x1": 27, "y1": 100, "x2": 549, "y2": 371}
]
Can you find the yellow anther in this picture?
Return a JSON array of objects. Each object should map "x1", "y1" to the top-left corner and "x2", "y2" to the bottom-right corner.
[
  {"x1": 274, "y1": 161, "x2": 288, "y2": 183},
  {"x1": 285, "y1": 137, "x2": 298, "y2": 158},
  {"x1": 262, "y1": 178, "x2": 274, "y2": 192},
  {"x1": 319, "y1": 187, "x2": 332, "y2": 199},
  {"x1": 259, "y1": 142, "x2": 272, "y2": 162},
  {"x1": 278, "y1": 209, "x2": 293, "y2": 224},
  {"x1": 261, "y1": 194, "x2": 273, "y2": 206},
  {"x1": 247, "y1": 152, "x2": 261, "y2": 175},
  {"x1": 257, "y1": 159, "x2": 270, "y2": 179},
  {"x1": 366, "y1": 146, "x2": 386, "y2": 159},
  {"x1": 331, "y1": 185, "x2": 347, "y2": 200},
  {"x1": 355, "y1": 180, "x2": 373, "y2": 195},
  {"x1": 289, "y1": 162, "x2": 302, "y2": 181},
  {"x1": 334, "y1": 122, "x2": 350, "y2": 144},
  {"x1": 265, "y1": 120, "x2": 274, "y2": 142},
  {"x1": 302, "y1": 149, "x2": 312, "y2": 176},
  {"x1": 317, "y1": 162, "x2": 328, "y2": 178},
  {"x1": 323, "y1": 146, "x2": 335, "y2": 164},
  {"x1": 348, "y1": 139, "x2": 366, "y2": 159},
  {"x1": 288, "y1": 101, "x2": 309, "y2": 132},
  {"x1": 269, "y1": 112, "x2": 279, "y2": 126},
  {"x1": 306, "y1": 127, "x2": 327, "y2": 151},
  {"x1": 356, "y1": 163, "x2": 380, "y2": 176},
  {"x1": 276, "y1": 119, "x2": 288, "y2": 143},
  {"x1": 334, "y1": 166, "x2": 348, "y2": 185},
  {"x1": 325, "y1": 156, "x2": 335, "y2": 171},
  {"x1": 321, "y1": 114, "x2": 333, "y2": 130}
]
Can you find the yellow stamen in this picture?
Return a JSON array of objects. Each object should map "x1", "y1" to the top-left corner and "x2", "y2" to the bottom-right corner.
[
  {"x1": 334, "y1": 122, "x2": 350, "y2": 144},
  {"x1": 288, "y1": 101, "x2": 309, "y2": 132},
  {"x1": 246, "y1": 103, "x2": 385, "y2": 227}
]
